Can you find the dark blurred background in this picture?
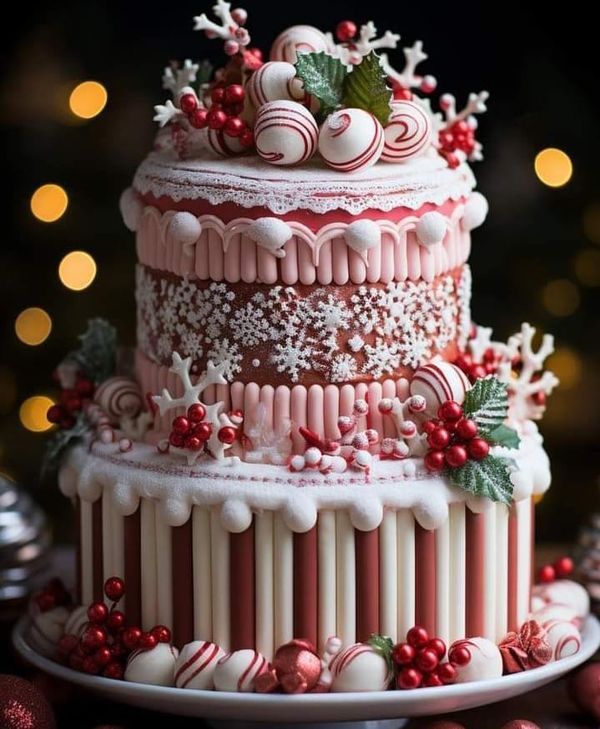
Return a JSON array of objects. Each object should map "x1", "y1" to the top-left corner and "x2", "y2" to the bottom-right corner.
[{"x1": 1, "y1": 1, "x2": 598, "y2": 544}]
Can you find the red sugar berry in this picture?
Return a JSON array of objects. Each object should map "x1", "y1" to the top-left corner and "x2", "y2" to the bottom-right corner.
[
  {"x1": 423, "y1": 672, "x2": 443, "y2": 687},
  {"x1": 438, "y1": 401, "x2": 463, "y2": 422},
  {"x1": 60, "y1": 414, "x2": 76, "y2": 430},
  {"x1": 454, "y1": 353, "x2": 472, "y2": 372},
  {"x1": 81, "y1": 626, "x2": 107, "y2": 652},
  {"x1": 36, "y1": 592, "x2": 56, "y2": 612},
  {"x1": 469, "y1": 364, "x2": 487, "y2": 381},
  {"x1": 172, "y1": 416, "x2": 190, "y2": 435},
  {"x1": 437, "y1": 661, "x2": 457, "y2": 683},
  {"x1": 218, "y1": 426, "x2": 237, "y2": 444},
  {"x1": 64, "y1": 396, "x2": 82, "y2": 413},
  {"x1": 407, "y1": 626, "x2": 429, "y2": 649},
  {"x1": 46, "y1": 404, "x2": 65, "y2": 424},
  {"x1": 397, "y1": 667, "x2": 423, "y2": 690},
  {"x1": 57, "y1": 634, "x2": 78, "y2": 659},
  {"x1": 207, "y1": 109, "x2": 228, "y2": 130},
  {"x1": 554, "y1": 556, "x2": 574, "y2": 578},
  {"x1": 224, "y1": 84, "x2": 245, "y2": 104},
  {"x1": 448, "y1": 645, "x2": 471, "y2": 666},
  {"x1": 169, "y1": 432, "x2": 185, "y2": 448},
  {"x1": 87, "y1": 602, "x2": 109, "y2": 623},
  {"x1": 467, "y1": 437, "x2": 490, "y2": 460},
  {"x1": 139, "y1": 632, "x2": 158, "y2": 650},
  {"x1": 122, "y1": 626, "x2": 142, "y2": 650},
  {"x1": 94, "y1": 646, "x2": 112, "y2": 667},
  {"x1": 424, "y1": 450, "x2": 446, "y2": 473},
  {"x1": 152, "y1": 625, "x2": 172, "y2": 644},
  {"x1": 184, "y1": 435, "x2": 203, "y2": 451},
  {"x1": 82, "y1": 655, "x2": 99, "y2": 674},
  {"x1": 393, "y1": 86, "x2": 413, "y2": 101},
  {"x1": 336, "y1": 20, "x2": 357, "y2": 42},
  {"x1": 104, "y1": 577, "x2": 125, "y2": 602},
  {"x1": 239, "y1": 128, "x2": 254, "y2": 148},
  {"x1": 211, "y1": 86, "x2": 225, "y2": 104},
  {"x1": 538, "y1": 564, "x2": 556, "y2": 583},
  {"x1": 456, "y1": 418, "x2": 478, "y2": 441},
  {"x1": 415, "y1": 648, "x2": 439, "y2": 673},
  {"x1": 75, "y1": 377, "x2": 95, "y2": 397},
  {"x1": 193, "y1": 422, "x2": 213, "y2": 441},
  {"x1": 445, "y1": 445, "x2": 468, "y2": 468},
  {"x1": 422, "y1": 420, "x2": 437, "y2": 435},
  {"x1": 189, "y1": 108, "x2": 208, "y2": 129},
  {"x1": 531, "y1": 391, "x2": 547, "y2": 406},
  {"x1": 187, "y1": 403, "x2": 206, "y2": 422},
  {"x1": 392, "y1": 642, "x2": 416, "y2": 666},
  {"x1": 106, "y1": 610, "x2": 126, "y2": 631},
  {"x1": 224, "y1": 116, "x2": 245, "y2": 137},
  {"x1": 428, "y1": 427, "x2": 451, "y2": 450},
  {"x1": 103, "y1": 661, "x2": 125, "y2": 680},
  {"x1": 179, "y1": 93, "x2": 198, "y2": 114},
  {"x1": 427, "y1": 638, "x2": 447, "y2": 660}
]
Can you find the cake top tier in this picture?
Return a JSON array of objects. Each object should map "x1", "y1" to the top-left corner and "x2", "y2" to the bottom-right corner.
[{"x1": 149, "y1": 2, "x2": 489, "y2": 178}]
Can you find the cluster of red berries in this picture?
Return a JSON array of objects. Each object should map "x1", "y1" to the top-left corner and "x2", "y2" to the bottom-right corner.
[
  {"x1": 57, "y1": 577, "x2": 171, "y2": 679},
  {"x1": 538, "y1": 556, "x2": 574, "y2": 584},
  {"x1": 454, "y1": 348, "x2": 500, "y2": 383},
  {"x1": 438, "y1": 118, "x2": 478, "y2": 168},
  {"x1": 392, "y1": 626, "x2": 457, "y2": 689},
  {"x1": 34, "y1": 578, "x2": 72, "y2": 613},
  {"x1": 423, "y1": 400, "x2": 490, "y2": 473},
  {"x1": 180, "y1": 84, "x2": 253, "y2": 148},
  {"x1": 46, "y1": 373, "x2": 95, "y2": 430},
  {"x1": 168, "y1": 404, "x2": 240, "y2": 452}
]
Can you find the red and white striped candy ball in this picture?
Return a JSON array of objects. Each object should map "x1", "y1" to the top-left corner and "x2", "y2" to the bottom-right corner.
[
  {"x1": 381, "y1": 100, "x2": 432, "y2": 162},
  {"x1": 330, "y1": 643, "x2": 390, "y2": 692},
  {"x1": 255, "y1": 100, "x2": 318, "y2": 166},
  {"x1": 247, "y1": 61, "x2": 302, "y2": 108},
  {"x1": 542, "y1": 619, "x2": 581, "y2": 661},
  {"x1": 94, "y1": 376, "x2": 143, "y2": 424},
  {"x1": 270, "y1": 24, "x2": 331, "y2": 63},
  {"x1": 174, "y1": 640, "x2": 225, "y2": 690},
  {"x1": 409, "y1": 362, "x2": 471, "y2": 416},
  {"x1": 213, "y1": 649, "x2": 269, "y2": 692},
  {"x1": 206, "y1": 129, "x2": 245, "y2": 157},
  {"x1": 318, "y1": 109, "x2": 385, "y2": 173}
]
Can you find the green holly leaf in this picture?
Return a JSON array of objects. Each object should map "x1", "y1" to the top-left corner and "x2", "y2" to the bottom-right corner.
[
  {"x1": 488, "y1": 424, "x2": 521, "y2": 449},
  {"x1": 342, "y1": 51, "x2": 393, "y2": 125},
  {"x1": 294, "y1": 52, "x2": 348, "y2": 118},
  {"x1": 41, "y1": 412, "x2": 90, "y2": 478},
  {"x1": 367, "y1": 634, "x2": 395, "y2": 673},
  {"x1": 463, "y1": 377, "x2": 509, "y2": 436},
  {"x1": 449, "y1": 455, "x2": 514, "y2": 504},
  {"x1": 67, "y1": 318, "x2": 117, "y2": 384}
]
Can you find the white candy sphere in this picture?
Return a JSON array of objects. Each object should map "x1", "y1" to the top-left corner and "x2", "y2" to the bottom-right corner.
[
  {"x1": 119, "y1": 187, "x2": 144, "y2": 232},
  {"x1": 94, "y1": 376, "x2": 144, "y2": 425},
  {"x1": 125, "y1": 643, "x2": 179, "y2": 686},
  {"x1": 461, "y1": 191, "x2": 489, "y2": 232},
  {"x1": 318, "y1": 109, "x2": 384, "y2": 173},
  {"x1": 415, "y1": 211, "x2": 447, "y2": 247},
  {"x1": 165, "y1": 211, "x2": 202, "y2": 247},
  {"x1": 246, "y1": 218, "x2": 292, "y2": 257},
  {"x1": 410, "y1": 362, "x2": 471, "y2": 416},
  {"x1": 449, "y1": 637, "x2": 503, "y2": 683},
  {"x1": 247, "y1": 62, "x2": 304, "y2": 107},
  {"x1": 27, "y1": 606, "x2": 70, "y2": 658},
  {"x1": 541, "y1": 619, "x2": 581, "y2": 661},
  {"x1": 532, "y1": 579, "x2": 590, "y2": 620},
  {"x1": 330, "y1": 643, "x2": 390, "y2": 692},
  {"x1": 174, "y1": 640, "x2": 225, "y2": 689},
  {"x1": 213, "y1": 649, "x2": 269, "y2": 692},
  {"x1": 270, "y1": 25, "x2": 332, "y2": 64},
  {"x1": 344, "y1": 219, "x2": 381, "y2": 258},
  {"x1": 206, "y1": 129, "x2": 245, "y2": 157},
  {"x1": 381, "y1": 100, "x2": 432, "y2": 162},
  {"x1": 255, "y1": 101, "x2": 318, "y2": 166},
  {"x1": 531, "y1": 602, "x2": 578, "y2": 626},
  {"x1": 63, "y1": 605, "x2": 89, "y2": 638}
]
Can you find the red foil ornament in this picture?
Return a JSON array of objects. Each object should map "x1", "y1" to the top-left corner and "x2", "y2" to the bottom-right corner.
[
  {"x1": 255, "y1": 639, "x2": 321, "y2": 694},
  {"x1": 568, "y1": 661, "x2": 600, "y2": 720},
  {"x1": 0, "y1": 675, "x2": 56, "y2": 729},
  {"x1": 498, "y1": 620, "x2": 552, "y2": 674}
]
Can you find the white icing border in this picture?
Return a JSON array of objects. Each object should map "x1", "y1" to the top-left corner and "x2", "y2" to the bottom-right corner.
[
  {"x1": 59, "y1": 423, "x2": 550, "y2": 534},
  {"x1": 133, "y1": 152, "x2": 476, "y2": 215}
]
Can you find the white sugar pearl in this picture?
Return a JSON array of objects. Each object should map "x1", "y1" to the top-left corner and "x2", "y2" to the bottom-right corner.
[
  {"x1": 353, "y1": 399, "x2": 369, "y2": 415},
  {"x1": 318, "y1": 109, "x2": 384, "y2": 173},
  {"x1": 255, "y1": 100, "x2": 318, "y2": 166},
  {"x1": 270, "y1": 25, "x2": 332, "y2": 64},
  {"x1": 354, "y1": 450, "x2": 372, "y2": 470},
  {"x1": 304, "y1": 446, "x2": 322, "y2": 466},
  {"x1": 381, "y1": 100, "x2": 432, "y2": 162},
  {"x1": 415, "y1": 211, "x2": 447, "y2": 247},
  {"x1": 289, "y1": 455, "x2": 306, "y2": 471}
]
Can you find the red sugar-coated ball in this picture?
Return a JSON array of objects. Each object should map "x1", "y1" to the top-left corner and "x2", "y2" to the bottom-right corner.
[
  {"x1": 0, "y1": 675, "x2": 57, "y2": 729},
  {"x1": 454, "y1": 353, "x2": 472, "y2": 371},
  {"x1": 224, "y1": 84, "x2": 245, "y2": 104},
  {"x1": 240, "y1": 128, "x2": 254, "y2": 148},
  {"x1": 336, "y1": 19, "x2": 357, "y2": 42},
  {"x1": 469, "y1": 364, "x2": 487, "y2": 381},
  {"x1": 415, "y1": 648, "x2": 439, "y2": 673},
  {"x1": 82, "y1": 656, "x2": 99, "y2": 674},
  {"x1": 110, "y1": 642, "x2": 126, "y2": 659},
  {"x1": 169, "y1": 432, "x2": 185, "y2": 448},
  {"x1": 193, "y1": 422, "x2": 213, "y2": 441},
  {"x1": 208, "y1": 109, "x2": 228, "y2": 130},
  {"x1": 81, "y1": 626, "x2": 106, "y2": 652},
  {"x1": 57, "y1": 634, "x2": 78, "y2": 660},
  {"x1": 103, "y1": 662, "x2": 125, "y2": 680},
  {"x1": 554, "y1": 556, "x2": 574, "y2": 578},
  {"x1": 184, "y1": 436, "x2": 203, "y2": 451},
  {"x1": 531, "y1": 391, "x2": 546, "y2": 406},
  {"x1": 139, "y1": 632, "x2": 158, "y2": 650},
  {"x1": 423, "y1": 672, "x2": 443, "y2": 687},
  {"x1": 94, "y1": 647, "x2": 112, "y2": 667},
  {"x1": 422, "y1": 420, "x2": 437, "y2": 435},
  {"x1": 424, "y1": 450, "x2": 446, "y2": 473},
  {"x1": 87, "y1": 602, "x2": 108, "y2": 624},
  {"x1": 218, "y1": 426, "x2": 237, "y2": 444},
  {"x1": 64, "y1": 396, "x2": 82, "y2": 413},
  {"x1": 104, "y1": 577, "x2": 125, "y2": 602},
  {"x1": 36, "y1": 592, "x2": 56, "y2": 612},
  {"x1": 456, "y1": 418, "x2": 478, "y2": 441},
  {"x1": 211, "y1": 86, "x2": 225, "y2": 104},
  {"x1": 106, "y1": 610, "x2": 125, "y2": 631},
  {"x1": 189, "y1": 108, "x2": 208, "y2": 129},
  {"x1": 60, "y1": 414, "x2": 76, "y2": 429},
  {"x1": 538, "y1": 564, "x2": 556, "y2": 584},
  {"x1": 427, "y1": 638, "x2": 447, "y2": 660},
  {"x1": 445, "y1": 445, "x2": 468, "y2": 468},
  {"x1": 224, "y1": 116, "x2": 245, "y2": 138},
  {"x1": 75, "y1": 377, "x2": 95, "y2": 397},
  {"x1": 187, "y1": 403, "x2": 206, "y2": 422},
  {"x1": 393, "y1": 86, "x2": 413, "y2": 101},
  {"x1": 467, "y1": 438, "x2": 490, "y2": 460},
  {"x1": 392, "y1": 642, "x2": 416, "y2": 666},
  {"x1": 179, "y1": 93, "x2": 198, "y2": 114},
  {"x1": 568, "y1": 662, "x2": 600, "y2": 720},
  {"x1": 151, "y1": 625, "x2": 172, "y2": 644},
  {"x1": 499, "y1": 722, "x2": 541, "y2": 729},
  {"x1": 448, "y1": 645, "x2": 471, "y2": 666},
  {"x1": 172, "y1": 416, "x2": 190, "y2": 435},
  {"x1": 428, "y1": 427, "x2": 451, "y2": 450},
  {"x1": 438, "y1": 401, "x2": 463, "y2": 422},
  {"x1": 407, "y1": 626, "x2": 429, "y2": 649},
  {"x1": 397, "y1": 667, "x2": 423, "y2": 689},
  {"x1": 122, "y1": 626, "x2": 142, "y2": 650},
  {"x1": 46, "y1": 404, "x2": 65, "y2": 424},
  {"x1": 436, "y1": 662, "x2": 457, "y2": 684}
]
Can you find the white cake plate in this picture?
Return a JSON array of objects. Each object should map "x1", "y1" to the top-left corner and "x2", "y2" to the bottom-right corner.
[{"x1": 13, "y1": 615, "x2": 600, "y2": 729}]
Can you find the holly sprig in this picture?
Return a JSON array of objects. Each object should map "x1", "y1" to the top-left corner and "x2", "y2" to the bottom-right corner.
[
  {"x1": 295, "y1": 50, "x2": 392, "y2": 125},
  {"x1": 368, "y1": 633, "x2": 395, "y2": 674}
]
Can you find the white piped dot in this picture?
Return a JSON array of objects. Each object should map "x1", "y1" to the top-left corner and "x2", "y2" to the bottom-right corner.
[
  {"x1": 221, "y1": 499, "x2": 253, "y2": 533},
  {"x1": 283, "y1": 495, "x2": 316, "y2": 533}
]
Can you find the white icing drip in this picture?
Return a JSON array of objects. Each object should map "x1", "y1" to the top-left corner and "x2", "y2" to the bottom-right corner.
[
  {"x1": 133, "y1": 152, "x2": 476, "y2": 215},
  {"x1": 59, "y1": 427, "x2": 550, "y2": 533}
]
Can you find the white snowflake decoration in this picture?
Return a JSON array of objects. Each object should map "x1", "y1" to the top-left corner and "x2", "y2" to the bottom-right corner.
[{"x1": 336, "y1": 21, "x2": 400, "y2": 65}]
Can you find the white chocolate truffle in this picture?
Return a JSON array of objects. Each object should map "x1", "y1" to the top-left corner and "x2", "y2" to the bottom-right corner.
[
  {"x1": 531, "y1": 602, "x2": 578, "y2": 626},
  {"x1": 381, "y1": 100, "x2": 432, "y2": 162},
  {"x1": 410, "y1": 362, "x2": 471, "y2": 416},
  {"x1": 541, "y1": 619, "x2": 582, "y2": 661},
  {"x1": 93, "y1": 376, "x2": 143, "y2": 425},
  {"x1": 330, "y1": 644, "x2": 391, "y2": 692},
  {"x1": 318, "y1": 109, "x2": 384, "y2": 173},
  {"x1": 532, "y1": 580, "x2": 590, "y2": 621},
  {"x1": 450, "y1": 637, "x2": 503, "y2": 683},
  {"x1": 255, "y1": 101, "x2": 318, "y2": 166},
  {"x1": 213, "y1": 649, "x2": 269, "y2": 692},
  {"x1": 63, "y1": 605, "x2": 89, "y2": 638},
  {"x1": 174, "y1": 640, "x2": 225, "y2": 689},
  {"x1": 124, "y1": 643, "x2": 179, "y2": 686},
  {"x1": 270, "y1": 25, "x2": 332, "y2": 64},
  {"x1": 27, "y1": 606, "x2": 70, "y2": 658}
]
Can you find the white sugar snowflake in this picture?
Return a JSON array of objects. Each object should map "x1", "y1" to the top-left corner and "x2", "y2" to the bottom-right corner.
[
  {"x1": 271, "y1": 337, "x2": 311, "y2": 382},
  {"x1": 330, "y1": 353, "x2": 358, "y2": 383},
  {"x1": 350, "y1": 286, "x2": 385, "y2": 334},
  {"x1": 310, "y1": 294, "x2": 351, "y2": 333},
  {"x1": 399, "y1": 329, "x2": 430, "y2": 368},
  {"x1": 231, "y1": 302, "x2": 271, "y2": 346},
  {"x1": 207, "y1": 338, "x2": 242, "y2": 379},
  {"x1": 457, "y1": 265, "x2": 472, "y2": 348},
  {"x1": 179, "y1": 329, "x2": 204, "y2": 360},
  {"x1": 363, "y1": 339, "x2": 401, "y2": 378},
  {"x1": 348, "y1": 334, "x2": 365, "y2": 352}
]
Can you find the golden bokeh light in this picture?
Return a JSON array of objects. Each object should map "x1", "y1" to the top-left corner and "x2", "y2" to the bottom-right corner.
[
  {"x1": 546, "y1": 347, "x2": 582, "y2": 391},
  {"x1": 19, "y1": 396, "x2": 55, "y2": 433},
  {"x1": 58, "y1": 251, "x2": 97, "y2": 291},
  {"x1": 573, "y1": 248, "x2": 600, "y2": 287},
  {"x1": 30, "y1": 184, "x2": 69, "y2": 223},
  {"x1": 69, "y1": 81, "x2": 108, "y2": 119},
  {"x1": 541, "y1": 279, "x2": 580, "y2": 317},
  {"x1": 583, "y1": 202, "x2": 600, "y2": 244},
  {"x1": 534, "y1": 148, "x2": 573, "y2": 188},
  {"x1": 15, "y1": 307, "x2": 52, "y2": 346},
  {"x1": 0, "y1": 367, "x2": 17, "y2": 415}
]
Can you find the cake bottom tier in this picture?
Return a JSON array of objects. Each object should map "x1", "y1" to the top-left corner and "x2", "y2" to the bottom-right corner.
[{"x1": 75, "y1": 491, "x2": 533, "y2": 657}]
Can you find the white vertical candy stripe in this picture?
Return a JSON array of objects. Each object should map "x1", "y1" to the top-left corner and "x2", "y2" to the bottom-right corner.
[
  {"x1": 318, "y1": 511, "x2": 336, "y2": 651},
  {"x1": 112, "y1": 509, "x2": 124, "y2": 590},
  {"x1": 155, "y1": 508, "x2": 173, "y2": 629},
  {"x1": 192, "y1": 506, "x2": 212, "y2": 640},
  {"x1": 379, "y1": 510, "x2": 398, "y2": 642},
  {"x1": 483, "y1": 505, "x2": 497, "y2": 639},
  {"x1": 448, "y1": 502, "x2": 466, "y2": 643},
  {"x1": 140, "y1": 499, "x2": 158, "y2": 629},
  {"x1": 274, "y1": 513, "x2": 293, "y2": 647},
  {"x1": 397, "y1": 510, "x2": 415, "y2": 638},
  {"x1": 336, "y1": 511, "x2": 356, "y2": 647},
  {"x1": 80, "y1": 499, "x2": 94, "y2": 605},
  {"x1": 255, "y1": 512, "x2": 274, "y2": 659},
  {"x1": 516, "y1": 498, "x2": 532, "y2": 626},
  {"x1": 435, "y1": 517, "x2": 450, "y2": 647},
  {"x1": 102, "y1": 490, "x2": 113, "y2": 590},
  {"x1": 210, "y1": 508, "x2": 230, "y2": 650},
  {"x1": 496, "y1": 503, "x2": 509, "y2": 641}
]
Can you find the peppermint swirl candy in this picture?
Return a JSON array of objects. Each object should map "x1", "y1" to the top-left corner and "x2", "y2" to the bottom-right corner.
[
  {"x1": 270, "y1": 25, "x2": 331, "y2": 64},
  {"x1": 255, "y1": 100, "x2": 318, "y2": 166},
  {"x1": 93, "y1": 376, "x2": 143, "y2": 424},
  {"x1": 381, "y1": 100, "x2": 432, "y2": 162}
]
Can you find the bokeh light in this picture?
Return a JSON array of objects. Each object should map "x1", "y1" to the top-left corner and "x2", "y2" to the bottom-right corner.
[
  {"x1": 0, "y1": 367, "x2": 17, "y2": 415},
  {"x1": 583, "y1": 202, "x2": 600, "y2": 244},
  {"x1": 15, "y1": 307, "x2": 52, "y2": 346},
  {"x1": 573, "y1": 248, "x2": 600, "y2": 286},
  {"x1": 30, "y1": 184, "x2": 69, "y2": 223},
  {"x1": 541, "y1": 279, "x2": 580, "y2": 316},
  {"x1": 69, "y1": 81, "x2": 108, "y2": 119},
  {"x1": 546, "y1": 347, "x2": 582, "y2": 391},
  {"x1": 534, "y1": 148, "x2": 573, "y2": 188},
  {"x1": 19, "y1": 396, "x2": 55, "y2": 433},
  {"x1": 58, "y1": 251, "x2": 97, "y2": 291}
]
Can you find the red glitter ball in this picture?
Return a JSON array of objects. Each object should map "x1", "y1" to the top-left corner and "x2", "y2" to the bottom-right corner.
[
  {"x1": 0, "y1": 675, "x2": 56, "y2": 729},
  {"x1": 104, "y1": 577, "x2": 125, "y2": 602}
]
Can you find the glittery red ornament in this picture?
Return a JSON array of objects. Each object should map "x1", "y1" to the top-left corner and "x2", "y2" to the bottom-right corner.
[
  {"x1": 499, "y1": 722, "x2": 541, "y2": 729},
  {"x1": 568, "y1": 662, "x2": 600, "y2": 720},
  {"x1": 256, "y1": 639, "x2": 321, "y2": 694},
  {"x1": 0, "y1": 675, "x2": 56, "y2": 729},
  {"x1": 499, "y1": 620, "x2": 552, "y2": 673},
  {"x1": 423, "y1": 722, "x2": 466, "y2": 729}
]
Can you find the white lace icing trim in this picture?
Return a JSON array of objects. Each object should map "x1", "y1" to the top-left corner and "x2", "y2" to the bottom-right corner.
[
  {"x1": 59, "y1": 422, "x2": 550, "y2": 534},
  {"x1": 133, "y1": 152, "x2": 477, "y2": 215}
]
